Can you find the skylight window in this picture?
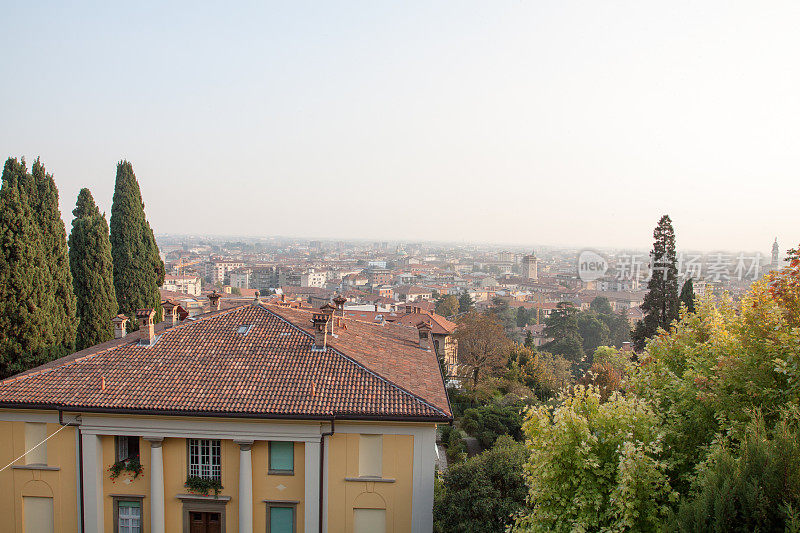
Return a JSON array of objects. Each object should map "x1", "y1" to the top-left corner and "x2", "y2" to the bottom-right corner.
[{"x1": 237, "y1": 325, "x2": 252, "y2": 335}]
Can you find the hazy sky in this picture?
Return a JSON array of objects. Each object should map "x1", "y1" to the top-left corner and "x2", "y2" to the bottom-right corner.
[{"x1": 2, "y1": 1, "x2": 798, "y2": 252}]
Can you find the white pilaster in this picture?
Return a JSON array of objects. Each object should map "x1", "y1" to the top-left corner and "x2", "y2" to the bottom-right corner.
[
  {"x1": 411, "y1": 426, "x2": 437, "y2": 533},
  {"x1": 236, "y1": 440, "x2": 254, "y2": 533},
  {"x1": 304, "y1": 440, "x2": 321, "y2": 533},
  {"x1": 81, "y1": 433, "x2": 103, "y2": 533},
  {"x1": 145, "y1": 437, "x2": 165, "y2": 533}
]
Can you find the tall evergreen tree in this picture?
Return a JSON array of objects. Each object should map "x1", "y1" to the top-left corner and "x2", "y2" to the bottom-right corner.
[
  {"x1": 0, "y1": 158, "x2": 52, "y2": 377},
  {"x1": 679, "y1": 278, "x2": 696, "y2": 314},
  {"x1": 30, "y1": 159, "x2": 77, "y2": 356},
  {"x1": 632, "y1": 215, "x2": 679, "y2": 351},
  {"x1": 110, "y1": 161, "x2": 164, "y2": 324},
  {"x1": 69, "y1": 189, "x2": 118, "y2": 350}
]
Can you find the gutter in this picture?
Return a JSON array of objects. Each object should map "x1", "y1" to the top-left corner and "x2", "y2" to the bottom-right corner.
[
  {"x1": 1, "y1": 402, "x2": 452, "y2": 423},
  {"x1": 319, "y1": 416, "x2": 335, "y2": 533},
  {"x1": 59, "y1": 410, "x2": 83, "y2": 533}
]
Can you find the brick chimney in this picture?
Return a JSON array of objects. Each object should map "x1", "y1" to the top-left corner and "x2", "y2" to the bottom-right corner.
[
  {"x1": 208, "y1": 291, "x2": 221, "y2": 311},
  {"x1": 333, "y1": 294, "x2": 347, "y2": 317},
  {"x1": 311, "y1": 312, "x2": 329, "y2": 351},
  {"x1": 162, "y1": 300, "x2": 179, "y2": 328},
  {"x1": 320, "y1": 303, "x2": 335, "y2": 334},
  {"x1": 136, "y1": 308, "x2": 156, "y2": 345},
  {"x1": 111, "y1": 314, "x2": 129, "y2": 339},
  {"x1": 416, "y1": 321, "x2": 432, "y2": 351}
]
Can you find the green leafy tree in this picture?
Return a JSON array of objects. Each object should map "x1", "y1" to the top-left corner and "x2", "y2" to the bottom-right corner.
[
  {"x1": 514, "y1": 386, "x2": 676, "y2": 532},
  {"x1": 461, "y1": 403, "x2": 524, "y2": 448},
  {"x1": 678, "y1": 278, "x2": 696, "y2": 313},
  {"x1": 589, "y1": 296, "x2": 613, "y2": 315},
  {"x1": 669, "y1": 411, "x2": 800, "y2": 532},
  {"x1": 632, "y1": 215, "x2": 679, "y2": 351},
  {"x1": 434, "y1": 438, "x2": 528, "y2": 533},
  {"x1": 522, "y1": 351, "x2": 573, "y2": 402},
  {"x1": 577, "y1": 313, "x2": 610, "y2": 355},
  {"x1": 543, "y1": 303, "x2": 585, "y2": 365},
  {"x1": 524, "y1": 330, "x2": 534, "y2": 348},
  {"x1": 30, "y1": 159, "x2": 76, "y2": 356},
  {"x1": 458, "y1": 291, "x2": 474, "y2": 313},
  {"x1": 435, "y1": 294, "x2": 459, "y2": 317},
  {"x1": 110, "y1": 161, "x2": 164, "y2": 324},
  {"x1": 69, "y1": 189, "x2": 118, "y2": 350},
  {"x1": 0, "y1": 158, "x2": 52, "y2": 377}
]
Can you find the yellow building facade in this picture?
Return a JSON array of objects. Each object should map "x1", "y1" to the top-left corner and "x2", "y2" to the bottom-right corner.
[{"x1": 0, "y1": 412, "x2": 437, "y2": 532}]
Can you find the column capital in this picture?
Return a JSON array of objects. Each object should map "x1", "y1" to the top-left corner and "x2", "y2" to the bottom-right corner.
[
  {"x1": 144, "y1": 436, "x2": 164, "y2": 448},
  {"x1": 234, "y1": 439, "x2": 254, "y2": 451}
]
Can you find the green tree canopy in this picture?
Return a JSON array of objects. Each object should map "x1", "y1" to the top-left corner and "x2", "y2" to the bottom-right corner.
[
  {"x1": 458, "y1": 291, "x2": 474, "y2": 313},
  {"x1": 434, "y1": 438, "x2": 528, "y2": 533},
  {"x1": 435, "y1": 294, "x2": 459, "y2": 317},
  {"x1": 110, "y1": 161, "x2": 164, "y2": 323},
  {"x1": 632, "y1": 215, "x2": 679, "y2": 351},
  {"x1": 679, "y1": 278, "x2": 696, "y2": 313},
  {"x1": 0, "y1": 158, "x2": 53, "y2": 377},
  {"x1": 69, "y1": 188, "x2": 118, "y2": 350},
  {"x1": 30, "y1": 159, "x2": 76, "y2": 356}
]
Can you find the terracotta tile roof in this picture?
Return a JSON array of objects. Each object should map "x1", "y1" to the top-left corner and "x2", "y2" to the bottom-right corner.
[{"x1": 0, "y1": 303, "x2": 450, "y2": 421}]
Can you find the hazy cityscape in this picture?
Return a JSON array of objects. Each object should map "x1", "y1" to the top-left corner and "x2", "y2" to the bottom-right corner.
[{"x1": 1, "y1": 2, "x2": 799, "y2": 533}]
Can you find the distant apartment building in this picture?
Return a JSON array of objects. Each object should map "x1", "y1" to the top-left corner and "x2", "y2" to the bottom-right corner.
[
  {"x1": 206, "y1": 260, "x2": 246, "y2": 284},
  {"x1": 395, "y1": 285, "x2": 434, "y2": 302},
  {"x1": 368, "y1": 268, "x2": 393, "y2": 287},
  {"x1": 251, "y1": 266, "x2": 282, "y2": 291},
  {"x1": 522, "y1": 253, "x2": 539, "y2": 281},
  {"x1": 300, "y1": 270, "x2": 327, "y2": 288},
  {"x1": 229, "y1": 268, "x2": 251, "y2": 289},
  {"x1": 162, "y1": 274, "x2": 202, "y2": 296}
]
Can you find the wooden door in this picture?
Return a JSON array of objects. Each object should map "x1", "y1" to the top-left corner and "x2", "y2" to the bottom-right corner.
[{"x1": 189, "y1": 511, "x2": 221, "y2": 533}]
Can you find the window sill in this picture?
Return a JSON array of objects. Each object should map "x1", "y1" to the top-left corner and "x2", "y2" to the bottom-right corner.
[
  {"x1": 176, "y1": 494, "x2": 231, "y2": 502},
  {"x1": 262, "y1": 499, "x2": 300, "y2": 504},
  {"x1": 344, "y1": 476, "x2": 396, "y2": 483},
  {"x1": 12, "y1": 465, "x2": 60, "y2": 471},
  {"x1": 268, "y1": 469, "x2": 294, "y2": 476}
]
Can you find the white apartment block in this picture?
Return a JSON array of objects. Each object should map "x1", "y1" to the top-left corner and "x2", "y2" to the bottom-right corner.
[{"x1": 162, "y1": 275, "x2": 202, "y2": 296}]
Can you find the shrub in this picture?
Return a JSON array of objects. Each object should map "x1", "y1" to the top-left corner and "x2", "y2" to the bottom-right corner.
[
  {"x1": 461, "y1": 402, "x2": 523, "y2": 448},
  {"x1": 514, "y1": 386, "x2": 676, "y2": 532},
  {"x1": 434, "y1": 438, "x2": 528, "y2": 533}
]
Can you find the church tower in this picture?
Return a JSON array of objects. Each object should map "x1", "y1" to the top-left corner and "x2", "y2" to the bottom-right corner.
[{"x1": 772, "y1": 238, "x2": 780, "y2": 267}]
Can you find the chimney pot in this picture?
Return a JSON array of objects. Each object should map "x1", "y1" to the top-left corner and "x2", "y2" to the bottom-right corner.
[
  {"x1": 416, "y1": 321, "x2": 432, "y2": 350},
  {"x1": 320, "y1": 303, "x2": 335, "y2": 334},
  {"x1": 311, "y1": 312, "x2": 329, "y2": 351},
  {"x1": 333, "y1": 294, "x2": 347, "y2": 317},
  {"x1": 253, "y1": 290, "x2": 260, "y2": 305},
  {"x1": 208, "y1": 291, "x2": 222, "y2": 311},
  {"x1": 162, "y1": 300, "x2": 179, "y2": 328},
  {"x1": 136, "y1": 308, "x2": 156, "y2": 345},
  {"x1": 111, "y1": 314, "x2": 129, "y2": 339}
]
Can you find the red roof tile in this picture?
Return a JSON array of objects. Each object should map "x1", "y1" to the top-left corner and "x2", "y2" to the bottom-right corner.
[{"x1": 0, "y1": 303, "x2": 450, "y2": 421}]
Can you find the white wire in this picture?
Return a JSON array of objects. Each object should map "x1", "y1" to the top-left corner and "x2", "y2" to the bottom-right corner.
[{"x1": 0, "y1": 420, "x2": 75, "y2": 473}]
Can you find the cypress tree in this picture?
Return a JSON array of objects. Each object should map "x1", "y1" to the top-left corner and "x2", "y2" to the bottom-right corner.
[
  {"x1": 0, "y1": 158, "x2": 52, "y2": 377},
  {"x1": 110, "y1": 161, "x2": 164, "y2": 324},
  {"x1": 69, "y1": 189, "x2": 118, "y2": 350},
  {"x1": 30, "y1": 159, "x2": 77, "y2": 356},
  {"x1": 632, "y1": 215, "x2": 680, "y2": 351},
  {"x1": 679, "y1": 278, "x2": 696, "y2": 314}
]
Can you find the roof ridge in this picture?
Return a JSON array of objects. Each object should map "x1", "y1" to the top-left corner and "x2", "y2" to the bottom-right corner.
[{"x1": 261, "y1": 305, "x2": 449, "y2": 418}]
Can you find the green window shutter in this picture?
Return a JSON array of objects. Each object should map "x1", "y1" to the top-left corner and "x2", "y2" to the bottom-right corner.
[
  {"x1": 270, "y1": 507, "x2": 294, "y2": 532},
  {"x1": 269, "y1": 442, "x2": 294, "y2": 472}
]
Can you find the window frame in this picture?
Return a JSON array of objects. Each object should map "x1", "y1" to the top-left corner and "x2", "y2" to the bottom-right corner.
[
  {"x1": 265, "y1": 501, "x2": 297, "y2": 533},
  {"x1": 268, "y1": 441, "x2": 294, "y2": 475},
  {"x1": 187, "y1": 439, "x2": 222, "y2": 481},
  {"x1": 112, "y1": 495, "x2": 144, "y2": 533},
  {"x1": 115, "y1": 436, "x2": 140, "y2": 462}
]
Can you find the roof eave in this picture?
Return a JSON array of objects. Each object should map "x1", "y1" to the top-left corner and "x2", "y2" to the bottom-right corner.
[{"x1": 0, "y1": 402, "x2": 452, "y2": 424}]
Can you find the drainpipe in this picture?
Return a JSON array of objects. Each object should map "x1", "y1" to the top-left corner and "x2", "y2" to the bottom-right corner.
[
  {"x1": 59, "y1": 409, "x2": 84, "y2": 533},
  {"x1": 319, "y1": 416, "x2": 335, "y2": 532}
]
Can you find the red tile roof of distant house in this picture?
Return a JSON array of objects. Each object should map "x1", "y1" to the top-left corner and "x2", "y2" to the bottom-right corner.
[{"x1": 0, "y1": 302, "x2": 451, "y2": 421}]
